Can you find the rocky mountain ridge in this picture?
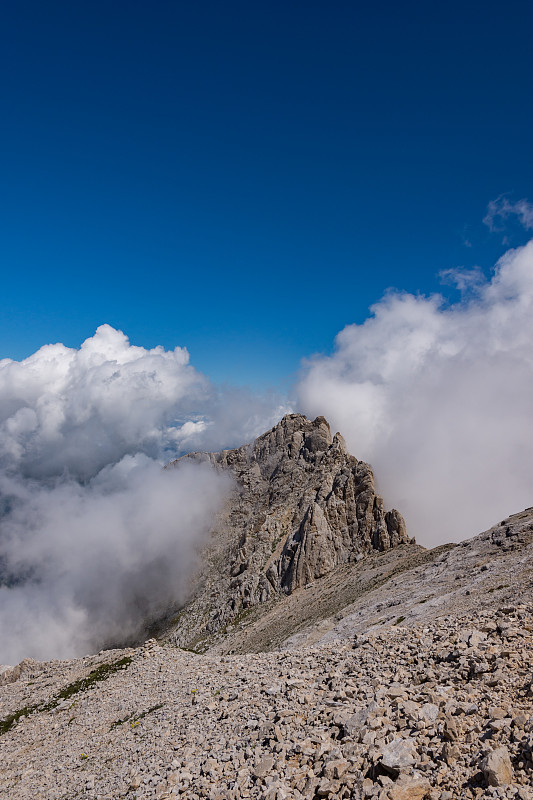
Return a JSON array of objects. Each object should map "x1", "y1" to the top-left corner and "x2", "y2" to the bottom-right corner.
[{"x1": 165, "y1": 414, "x2": 410, "y2": 652}]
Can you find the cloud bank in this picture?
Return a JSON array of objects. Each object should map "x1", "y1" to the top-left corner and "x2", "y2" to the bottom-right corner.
[
  {"x1": 4, "y1": 236, "x2": 532, "y2": 661},
  {"x1": 298, "y1": 241, "x2": 533, "y2": 546},
  {"x1": 0, "y1": 325, "x2": 286, "y2": 664}
]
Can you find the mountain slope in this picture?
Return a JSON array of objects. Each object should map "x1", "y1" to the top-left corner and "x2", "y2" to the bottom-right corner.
[
  {"x1": 1, "y1": 508, "x2": 532, "y2": 800},
  {"x1": 209, "y1": 505, "x2": 533, "y2": 655}
]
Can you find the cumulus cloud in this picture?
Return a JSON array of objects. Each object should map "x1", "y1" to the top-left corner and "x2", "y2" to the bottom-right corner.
[
  {"x1": 298, "y1": 240, "x2": 533, "y2": 546},
  {"x1": 484, "y1": 196, "x2": 533, "y2": 232},
  {"x1": 0, "y1": 325, "x2": 287, "y2": 663},
  {"x1": 0, "y1": 324, "x2": 288, "y2": 480}
]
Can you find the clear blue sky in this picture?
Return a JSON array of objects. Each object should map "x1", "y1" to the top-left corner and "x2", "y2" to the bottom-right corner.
[{"x1": 1, "y1": 0, "x2": 532, "y2": 389}]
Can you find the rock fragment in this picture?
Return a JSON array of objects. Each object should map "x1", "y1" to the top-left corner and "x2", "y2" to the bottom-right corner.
[
  {"x1": 480, "y1": 746, "x2": 514, "y2": 786},
  {"x1": 380, "y1": 738, "x2": 418, "y2": 774}
]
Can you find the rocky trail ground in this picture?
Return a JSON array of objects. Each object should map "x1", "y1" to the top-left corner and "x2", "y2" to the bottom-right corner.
[{"x1": 0, "y1": 600, "x2": 532, "y2": 800}]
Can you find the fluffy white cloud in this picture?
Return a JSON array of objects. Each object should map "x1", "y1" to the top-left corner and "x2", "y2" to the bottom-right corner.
[
  {"x1": 0, "y1": 325, "x2": 287, "y2": 663},
  {"x1": 0, "y1": 324, "x2": 213, "y2": 479},
  {"x1": 0, "y1": 324, "x2": 288, "y2": 479},
  {"x1": 298, "y1": 241, "x2": 533, "y2": 546}
]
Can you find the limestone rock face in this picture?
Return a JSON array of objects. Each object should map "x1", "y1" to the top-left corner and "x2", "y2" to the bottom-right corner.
[{"x1": 167, "y1": 414, "x2": 409, "y2": 650}]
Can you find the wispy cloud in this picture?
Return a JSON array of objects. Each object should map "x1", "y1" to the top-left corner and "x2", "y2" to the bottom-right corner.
[
  {"x1": 439, "y1": 265, "x2": 485, "y2": 294},
  {"x1": 483, "y1": 195, "x2": 533, "y2": 232}
]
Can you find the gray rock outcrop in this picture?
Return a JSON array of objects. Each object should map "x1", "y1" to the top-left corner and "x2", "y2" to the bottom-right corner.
[{"x1": 167, "y1": 413, "x2": 409, "y2": 650}]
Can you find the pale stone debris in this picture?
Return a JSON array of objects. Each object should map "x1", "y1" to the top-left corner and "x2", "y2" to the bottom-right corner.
[{"x1": 1, "y1": 604, "x2": 532, "y2": 799}]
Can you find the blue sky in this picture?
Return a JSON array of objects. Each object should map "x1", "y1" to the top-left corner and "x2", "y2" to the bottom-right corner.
[{"x1": 1, "y1": 0, "x2": 532, "y2": 389}]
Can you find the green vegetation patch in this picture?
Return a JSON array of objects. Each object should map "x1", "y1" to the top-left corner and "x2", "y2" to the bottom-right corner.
[
  {"x1": 111, "y1": 702, "x2": 164, "y2": 730},
  {"x1": 42, "y1": 656, "x2": 133, "y2": 710},
  {"x1": 0, "y1": 655, "x2": 133, "y2": 736},
  {"x1": 233, "y1": 605, "x2": 254, "y2": 625},
  {"x1": 0, "y1": 704, "x2": 39, "y2": 735}
]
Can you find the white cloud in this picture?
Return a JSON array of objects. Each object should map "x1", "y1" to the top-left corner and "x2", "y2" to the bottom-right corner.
[
  {"x1": 439, "y1": 265, "x2": 485, "y2": 293},
  {"x1": 0, "y1": 324, "x2": 212, "y2": 479},
  {"x1": 0, "y1": 457, "x2": 232, "y2": 663},
  {"x1": 0, "y1": 325, "x2": 288, "y2": 663},
  {"x1": 0, "y1": 324, "x2": 289, "y2": 479},
  {"x1": 484, "y1": 196, "x2": 533, "y2": 232},
  {"x1": 297, "y1": 240, "x2": 533, "y2": 546}
]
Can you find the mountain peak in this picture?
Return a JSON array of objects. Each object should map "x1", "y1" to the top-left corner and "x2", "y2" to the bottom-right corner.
[{"x1": 168, "y1": 414, "x2": 410, "y2": 652}]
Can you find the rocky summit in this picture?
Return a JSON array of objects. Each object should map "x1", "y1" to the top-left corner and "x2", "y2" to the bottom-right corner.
[
  {"x1": 0, "y1": 415, "x2": 532, "y2": 800},
  {"x1": 165, "y1": 414, "x2": 410, "y2": 652}
]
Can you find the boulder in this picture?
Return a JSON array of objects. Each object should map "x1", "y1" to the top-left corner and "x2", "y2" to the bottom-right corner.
[{"x1": 481, "y1": 746, "x2": 513, "y2": 787}]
